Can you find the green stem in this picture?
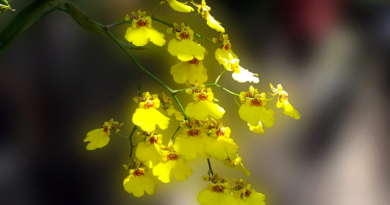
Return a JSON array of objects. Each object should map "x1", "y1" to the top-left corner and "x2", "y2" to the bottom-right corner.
[
  {"x1": 187, "y1": 13, "x2": 199, "y2": 26},
  {"x1": 267, "y1": 95, "x2": 276, "y2": 101},
  {"x1": 152, "y1": 0, "x2": 161, "y2": 17},
  {"x1": 151, "y1": 17, "x2": 173, "y2": 27},
  {"x1": 214, "y1": 69, "x2": 226, "y2": 84},
  {"x1": 105, "y1": 20, "x2": 131, "y2": 29},
  {"x1": 104, "y1": 29, "x2": 174, "y2": 93},
  {"x1": 170, "y1": 125, "x2": 181, "y2": 141},
  {"x1": 233, "y1": 96, "x2": 241, "y2": 107},
  {"x1": 207, "y1": 158, "x2": 214, "y2": 176},
  {"x1": 137, "y1": 71, "x2": 144, "y2": 97},
  {"x1": 172, "y1": 93, "x2": 189, "y2": 121},
  {"x1": 115, "y1": 132, "x2": 129, "y2": 139},
  {"x1": 128, "y1": 126, "x2": 138, "y2": 164}
]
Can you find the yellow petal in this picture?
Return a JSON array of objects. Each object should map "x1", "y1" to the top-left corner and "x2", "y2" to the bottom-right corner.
[
  {"x1": 239, "y1": 105, "x2": 274, "y2": 128},
  {"x1": 84, "y1": 128, "x2": 110, "y2": 150},
  {"x1": 171, "y1": 60, "x2": 208, "y2": 84},
  {"x1": 206, "y1": 14, "x2": 225, "y2": 33},
  {"x1": 248, "y1": 122, "x2": 264, "y2": 134},
  {"x1": 153, "y1": 159, "x2": 192, "y2": 183},
  {"x1": 168, "y1": 39, "x2": 206, "y2": 61},
  {"x1": 197, "y1": 186, "x2": 237, "y2": 205},
  {"x1": 232, "y1": 66, "x2": 259, "y2": 83},
  {"x1": 168, "y1": 0, "x2": 194, "y2": 13},
  {"x1": 123, "y1": 174, "x2": 156, "y2": 197},
  {"x1": 136, "y1": 142, "x2": 168, "y2": 168},
  {"x1": 132, "y1": 108, "x2": 170, "y2": 132},
  {"x1": 125, "y1": 27, "x2": 166, "y2": 47},
  {"x1": 204, "y1": 135, "x2": 239, "y2": 161},
  {"x1": 237, "y1": 188, "x2": 265, "y2": 205},
  {"x1": 174, "y1": 130, "x2": 209, "y2": 160},
  {"x1": 282, "y1": 100, "x2": 301, "y2": 119},
  {"x1": 185, "y1": 101, "x2": 225, "y2": 121}
]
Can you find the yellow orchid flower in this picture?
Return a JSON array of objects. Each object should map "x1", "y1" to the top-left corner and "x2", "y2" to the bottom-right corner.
[
  {"x1": 215, "y1": 35, "x2": 259, "y2": 83},
  {"x1": 239, "y1": 87, "x2": 274, "y2": 132},
  {"x1": 185, "y1": 84, "x2": 225, "y2": 121},
  {"x1": 161, "y1": 92, "x2": 185, "y2": 121},
  {"x1": 168, "y1": 23, "x2": 206, "y2": 61},
  {"x1": 174, "y1": 127, "x2": 210, "y2": 160},
  {"x1": 204, "y1": 126, "x2": 239, "y2": 161},
  {"x1": 153, "y1": 149, "x2": 192, "y2": 183},
  {"x1": 197, "y1": 182, "x2": 237, "y2": 205},
  {"x1": 171, "y1": 58, "x2": 208, "y2": 84},
  {"x1": 125, "y1": 11, "x2": 166, "y2": 46},
  {"x1": 192, "y1": 0, "x2": 225, "y2": 33},
  {"x1": 132, "y1": 92, "x2": 170, "y2": 132},
  {"x1": 222, "y1": 155, "x2": 250, "y2": 178},
  {"x1": 84, "y1": 119, "x2": 122, "y2": 150},
  {"x1": 135, "y1": 134, "x2": 169, "y2": 168},
  {"x1": 270, "y1": 84, "x2": 301, "y2": 119},
  {"x1": 163, "y1": 0, "x2": 194, "y2": 13},
  {"x1": 236, "y1": 184, "x2": 266, "y2": 205},
  {"x1": 123, "y1": 166, "x2": 157, "y2": 197}
]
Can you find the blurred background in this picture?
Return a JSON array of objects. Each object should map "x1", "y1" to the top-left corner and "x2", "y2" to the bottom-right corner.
[{"x1": 1, "y1": 0, "x2": 389, "y2": 204}]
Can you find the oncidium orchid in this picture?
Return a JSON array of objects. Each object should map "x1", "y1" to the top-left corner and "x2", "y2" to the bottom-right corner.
[
  {"x1": 125, "y1": 11, "x2": 166, "y2": 46},
  {"x1": 79, "y1": 1, "x2": 303, "y2": 204}
]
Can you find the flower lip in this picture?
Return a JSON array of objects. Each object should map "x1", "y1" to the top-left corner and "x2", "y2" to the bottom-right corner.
[
  {"x1": 211, "y1": 185, "x2": 225, "y2": 193},
  {"x1": 179, "y1": 31, "x2": 190, "y2": 40},
  {"x1": 188, "y1": 128, "x2": 201, "y2": 137}
]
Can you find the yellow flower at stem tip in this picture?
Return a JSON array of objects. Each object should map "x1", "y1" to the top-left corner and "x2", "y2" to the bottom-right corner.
[
  {"x1": 136, "y1": 134, "x2": 169, "y2": 168},
  {"x1": 185, "y1": 84, "x2": 225, "y2": 121},
  {"x1": 84, "y1": 119, "x2": 122, "y2": 150},
  {"x1": 197, "y1": 182, "x2": 237, "y2": 205},
  {"x1": 168, "y1": 23, "x2": 206, "y2": 61},
  {"x1": 192, "y1": 0, "x2": 225, "y2": 33},
  {"x1": 270, "y1": 84, "x2": 301, "y2": 120},
  {"x1": 161, "y1": 92, "x2": 185, "y2": 121},
  {"x1": 171, "y1": 58, "x2": 208, "y2": 84},
  {"x1": 236, "y1": 184, "x2": 266, "y2": 205},
  {"x1": 125, "y1": 11, "x2": 166, "y2": 46},
  {"x1": 239, "y1": 87, "x2": 274, "y2": 133},
  {"x1": 153, "y1": 150, "x2": 192, "y2": 183},
  {"x1": 132, "y1": 92, "x2": 170, "y2": 132},
  {"x1": 123, "y1": 166, "x2": 157, "y2": 197},
  {"x1": 204, "y1": 126, "x2": 239, "y2": 161},
  {"x1": 223, "y1": 155, "x2": 250, "y2": 177},
  {"x1": 174, "y1": 127, "x2": 210, "y2": 160},
  {"x1": 163, "y1": 0, "x2": 194, "y2": 13},
  {"x1": 215, "y1": 35, "x2": 259, "y2": 83}
]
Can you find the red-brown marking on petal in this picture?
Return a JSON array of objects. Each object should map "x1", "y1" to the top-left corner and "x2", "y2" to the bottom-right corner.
[
  {"x1": 167, "y1": 153, "x2": 179, "y2": 161},
  {"x1": 136, "y1": 19, "x2": 148, "y2": 27},
  {"x1": 187, "y1": 58, "x2": 200, "y2": 65},
  {"x1": 180, "y1": 31, "x2": 190, "y2": 40},
  {"x1": 144, "y1": 101, "x2": 155, "y2": 109},
  {"x1": 212, "y1": 185, "x2": 225, "y2": 193},
  {"x1": 197, "y1": 93, "x2": 209, "y2": 101},
  {"x1": 149, "y1": 136, "x2": 159, "y2": 144},
  {"x1": 133, "y1": 169, "x2": 145, "y2": 177},
  {"x1": 250, "y1": 99, "x2": 262, "y2": 106},
  {"x1": 188, "y1": 129, "x2": 201, "y2": 137}
]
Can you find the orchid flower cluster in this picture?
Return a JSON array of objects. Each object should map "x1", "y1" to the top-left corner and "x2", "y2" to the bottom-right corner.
[{"x1": 84, "y1": 1, "x2": 300, "y2": 204}]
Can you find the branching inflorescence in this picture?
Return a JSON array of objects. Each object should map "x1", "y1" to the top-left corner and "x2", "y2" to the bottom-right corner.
[{"x1": 0, "y1": 0, "x2": 301, "y2": 204}]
